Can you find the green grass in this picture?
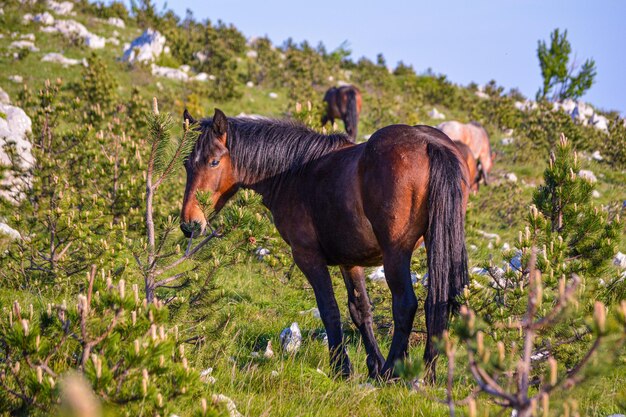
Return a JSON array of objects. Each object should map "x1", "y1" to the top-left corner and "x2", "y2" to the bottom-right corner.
[{"x1": 1, "y1": 3, "x2": 625, "y2": 416}]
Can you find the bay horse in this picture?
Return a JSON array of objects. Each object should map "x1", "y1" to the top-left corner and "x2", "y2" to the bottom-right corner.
[
  {"x1": 454, "y1": 141, "x2": 480, "y2": 192},
  {"x1": 180, "y1": 108, "x2": 469, "y2": 381},
  {"x1": 321, "y1": 85, "x2": 362, "y2": 141},
  {"x1": 437, "y1": 121, "x2": 494, "y2": 185}
]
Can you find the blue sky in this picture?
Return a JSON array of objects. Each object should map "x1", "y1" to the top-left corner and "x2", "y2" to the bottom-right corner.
[{"x1": 147, "y1": 0, "x2": 625, "y2": 114}]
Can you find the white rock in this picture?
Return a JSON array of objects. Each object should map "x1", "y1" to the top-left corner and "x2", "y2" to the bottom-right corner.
[
  {"x1": 264, "y1": 340, "x2": 274, "y2": 358},
  {"x1": 559, "y1": 98, "x2": 577, "y2": 114},
  {"x1": 591, "y1": 150, "x2": 604, "y2": 161},
  {"x1": 270, "y1": 370, "x2": 279, "y2": 378},
  {"x1": 107, "y1": 37, "x2": 120, "y2": 46},
  {"x1": 592, "y1": 190, "x2": 601, "y2": 198},
  {"x1": 8, "y1": 75, "x2": 23, "y2": 83},
  {"x1": 208, "y1": 74, "x2": 216, "y2": 81},
  {"x1": 179, "y1": 64, "x2": 190, "y2": 73},
  {"x1": 590, "y1": 113, "x2": 609, "y2": 132},
  {"x1": 614, "y1": 252, "x2": 626, "y2": 269},
  {"x1": 43, "y1": 19, "x2": 106, "y2": 49},
  {"x1": 502, "y1": 242, "x2": 511, "y2": 251},
  {"x1": 20, "y1": 33, "x2": 36, "y2": 41},
  {"x1": 299, "y1": 307, "x2": 320, "y2": 319},
  {"x1": 192, "y1": 72, "x2": 210, "y2": 82},
  {"x1": 199, "y1": 368, "x2": 216, "y2": 384},
  {"x1": 106, "y1": 17, "x2": 125, "y2": 28},
  {"x1": 279, "y1": 322, "x2": 302, "y2": 354},
  {"x1": 0, "y1": 102, "x2": 34, "y2": 201},
  {"x1": 194, "y1": 51, "x2": 208, "y2": 63},
  {"x1": 255, "y1": 247, "x2": 270, "y2": 260},
  {"x1": 163, "y1": 45, "x2": 171, "y2": 54},
  {"x1": 475, "y1": 91, "x2": 489, "y2": 99},
  {"x1": 368, "y1": 266, "x2": 386, "y2": 282},
  {"x1": 501, "y1": 137, "x2": 515, "y2": 145},
  {"x1": 504, "y1": 172, "x2": 518, "y2": 182},
  {"x1": 41, "y1": 52, "x2": 84, "y2": 67},
  {"x1": 268, "y1": 92, "x2": 278, "y2": 99},
  {"x1": 571, "y1": 101, "x2": 593, "y2": 124},
  {"x1": 428, "y1": 108, "x2": 446, "y2": 120},
  {"x1": 476, "y1": 229, "x2": 501, "y2": 243},
  {"x1": 0, "y1": 88, "x2": 10, "y2": 104},
  {"x1": 33, "y1": 12, "x2": 55, "y2": 25},
  {"x1": 0, "y1": 222, "x2": 21, "y2": 239},
  {"x1": 246, "y1": 81, "x2": 254, "y2": 88},
  {"x1": 47, "y1": 0, "x2": 73, "y2": 15},
  {"x1": 150, "y1": 64, "x2": 188, "y2": 81},
  {"x1": 84, "y1": 33, "x2": 106, "y2": 49},
  {"x1": 246, "y1": 50, "x2": 258, "y2": 59},
  {"x1": 578, "y1": 169, "x2": 597, "y2": 183},
  {"x1": 514, "y1": 100, "x2": 537, "y2": 112},
  {"x1": 10, "y1": 40, "x2": 39, "y2": 51},
  {"x1": 122, "y1": 29, "x2": 166, "y2": 63},
  {"x1": 22, "y1": 13, "x2": 33, "y2": 23},
  {"x1": 488, "y1": 267, "x2": 507, "y2": 288},
  {"x1": 212, "y1": 394, "x2": 243, "y2": 417}
]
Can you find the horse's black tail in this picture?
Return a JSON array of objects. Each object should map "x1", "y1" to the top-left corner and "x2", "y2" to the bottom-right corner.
[
  {"x1": 424, "y1": 141, "x2": 469, "y2": 365},
  {"x1": 344, "y1": 89, "x2": 359, "y2": 141}
]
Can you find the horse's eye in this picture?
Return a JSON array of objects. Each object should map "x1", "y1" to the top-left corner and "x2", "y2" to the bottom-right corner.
[{"x1": 210, "y1": 159, "x2": 220, "y2": 167}]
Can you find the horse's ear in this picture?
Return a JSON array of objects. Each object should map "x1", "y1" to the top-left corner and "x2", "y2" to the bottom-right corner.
[
  {"x1": 183, "y1": 109, "x2": 197, "y2": 128},
  {"x1": 212, "y1": 108, "x2": 228, "y2": 145}
]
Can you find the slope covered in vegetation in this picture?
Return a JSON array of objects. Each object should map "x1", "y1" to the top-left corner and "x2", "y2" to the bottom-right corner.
[{"x1": 0, "y1": 1, "x2": 625, "y2": 416}]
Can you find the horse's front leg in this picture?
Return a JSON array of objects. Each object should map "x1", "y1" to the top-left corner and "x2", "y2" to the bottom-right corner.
[
  {"x1": 293, "y1": 251, "x2": 352, "y2": 377},
  {"x1": 340, "y1": 265, "x2": 384, "y2": 378}
]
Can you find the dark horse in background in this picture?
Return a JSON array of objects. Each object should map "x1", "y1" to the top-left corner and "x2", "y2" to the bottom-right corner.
[
  {"x1": 321, "y1": 85, "x2": 362, "y2": 141},
  {"x1": 180, "y1": 109, "x2": 469, "y2": 381}
]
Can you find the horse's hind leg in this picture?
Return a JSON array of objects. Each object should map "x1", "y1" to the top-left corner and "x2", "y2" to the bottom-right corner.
[
  {"x1": 340, "y1": 265, "x2": 384, "y2": 378},
  {"x1": 379, "y1": 249, "x2": 418, "y2": 378},
  {"x1": 293, "y1": 251, "x2": 352, "y2": 377}
]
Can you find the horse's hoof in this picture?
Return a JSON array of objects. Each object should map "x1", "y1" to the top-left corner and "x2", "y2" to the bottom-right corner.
[
  {"x1": 366, "y1": 356, "x2": 384, "y2": 379},
  {"x1": 331, "y1": 358, "x2": 353, "y2": 379}
]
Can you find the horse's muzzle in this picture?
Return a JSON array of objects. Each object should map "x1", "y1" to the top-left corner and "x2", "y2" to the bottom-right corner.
[{"x1": 180, "y1": 220, "x2": 205, "y2": 238}]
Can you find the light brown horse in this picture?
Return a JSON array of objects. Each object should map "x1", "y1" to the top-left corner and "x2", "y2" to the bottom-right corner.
[
  {"x1": 181, "y1": 109, "x2": 469, "y2": 381},
  {"x1": 437, "y1": 121, "x2": 494, "y2": 184},
  {"x1": 321, "y1": 85, "x2": 362, "y2": 141}
]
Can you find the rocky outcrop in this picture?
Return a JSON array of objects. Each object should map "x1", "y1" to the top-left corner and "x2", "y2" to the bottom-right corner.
[
  {"x1": 122, "y1": 29, "x2": 166, "y2": 64},
  {"x1": 0, "y1": 102, "x2": 34, "y2": 201},
  {"x1": 40, "y1": 19, "x2": 106, "y2": 49}
]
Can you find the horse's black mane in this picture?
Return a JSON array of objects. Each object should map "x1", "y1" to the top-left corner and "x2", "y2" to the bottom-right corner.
[{"x1": 195, "y1": 117, "x2": 352, "y2": 184}]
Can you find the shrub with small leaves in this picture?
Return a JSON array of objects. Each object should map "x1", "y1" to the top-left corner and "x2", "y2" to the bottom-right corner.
[{"x1": 0, "y1": 266, "x2": 215, "y2": 416}]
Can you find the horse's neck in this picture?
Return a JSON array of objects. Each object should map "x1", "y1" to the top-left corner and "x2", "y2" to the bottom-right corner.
[{"x1": 243, "y1": 174, "x2": 299, "y2": 215}]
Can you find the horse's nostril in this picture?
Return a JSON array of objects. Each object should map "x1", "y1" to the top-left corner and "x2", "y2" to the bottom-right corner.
[{"x1": 180, "y1": 221, "x2": 203, "y2": 237}]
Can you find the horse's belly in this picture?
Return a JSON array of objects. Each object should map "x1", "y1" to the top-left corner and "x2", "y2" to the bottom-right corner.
[{"x1": 315, "y1": 213, "x2": 383, "y2": 266}]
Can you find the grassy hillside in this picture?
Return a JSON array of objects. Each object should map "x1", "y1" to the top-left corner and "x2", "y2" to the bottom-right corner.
[{"x1": 0, "y1": 1, "x2": 625, "y2": 416}]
